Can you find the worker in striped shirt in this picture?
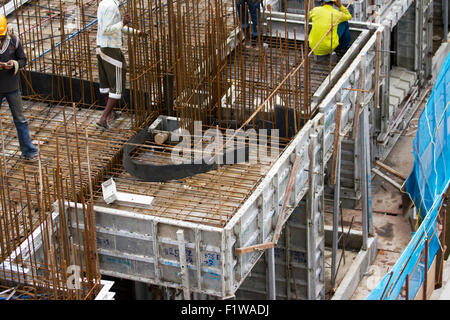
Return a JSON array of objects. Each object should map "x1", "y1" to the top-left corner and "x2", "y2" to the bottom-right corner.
[{"x1": 96, "y1": 0, "x2": 141, "y2": 130}]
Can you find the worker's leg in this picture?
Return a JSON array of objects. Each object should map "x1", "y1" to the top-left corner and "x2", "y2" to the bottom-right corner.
[
  {"x1": 247, "y1": 0, "x2": 261, "y2": 40},
  {"x1": 5, "y1": 90, "x2": 38, "y2": 158},
  {"x1": 97, "y1": 47, "x2": 125, "y2": 128},
  {"x1": 337, "y1": 5, "x2": 353, "y2": 51},
  {"x1": 99, "y1": 97, "x2": 119, "y2": 128},
  {"x1": 97, "y1": 47, "x2": 110, "y2": 105},
  {"x1": 107, "y1": 51, "x2": 127, "y2": 123},
  {"x1": 236, "y1": 0, "x2": 249, "y2": 30},
  {"x1": 236, "y1": 0, "x2": 252, "y2": 48}
]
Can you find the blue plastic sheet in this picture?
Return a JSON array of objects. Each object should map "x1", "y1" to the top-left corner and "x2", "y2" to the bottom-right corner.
[
  {"x1": 405, "y1": 53, "x2": 450, "y2": 219},
  {"x1": 366, "y1": 52, "x2": 450, "y2": 300}
]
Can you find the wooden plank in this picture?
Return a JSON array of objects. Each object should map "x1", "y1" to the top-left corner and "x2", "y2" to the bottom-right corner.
[
  {"x1": 375, "y1": 160, "x2": 408, "y2": 180},
  {"x1": 234, "y1": 242, "x2": 275, "y2": 255},
  {"x1": 352, "y1": 54, "x2": 366, "y2": 139},
  {"x1": 272, "y1": 154, "x2": 302, "y2": 243},
  {"x1": 176, "y1": 229, "x2": 190, "y2": 300},
  {"x1": 331, "y1": 103, "x2": 343, "y2": 185},
  {"x1": 372, "y1": 167, "x2": 403, "y2": 190}
]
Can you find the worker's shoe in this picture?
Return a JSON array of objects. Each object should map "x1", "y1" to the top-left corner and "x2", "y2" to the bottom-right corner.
[
  {"x1": 22, "y1": 153, "x2": 38, "y2": 161},
  {"x1": 95, "y1": 121, "x2": 109, "y2": 130},
  {"x1": 110, "y1": 110, "x2": 122, "y2": 121}
]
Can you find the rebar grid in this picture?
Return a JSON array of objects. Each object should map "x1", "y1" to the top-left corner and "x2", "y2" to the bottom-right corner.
[
  {"x1": 0, "y1": 0, "x2": 354, "y2": 299},
  {"x1": 0, "y1": 102, "x2": 108, "y2": 299},
  {"x1": 93, "y1": 137, "x2": 287, "y2": 227}
]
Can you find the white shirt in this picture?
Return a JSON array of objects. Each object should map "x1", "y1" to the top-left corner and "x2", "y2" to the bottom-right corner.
[{"x1": 96, "y1": 0, "x2": 123, "y2": 48}]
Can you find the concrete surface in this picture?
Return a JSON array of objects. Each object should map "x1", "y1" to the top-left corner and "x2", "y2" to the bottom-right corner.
[
  {"x1": 324, "y1": 247, "x2": 359, "y2": 299},
  {"x1": 332, "y1": 237, "x2": 377, "y2": 300},
  {"x1": 430, "y1": 259, "x2": 450, "y2": 300}
]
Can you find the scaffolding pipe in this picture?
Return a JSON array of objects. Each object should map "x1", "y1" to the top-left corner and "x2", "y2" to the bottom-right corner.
[
  {"x1": 331, "y1": 141, "x2": 341, "y2": 288},
  {"x1": 267, "y1": 247, "x2": 276, "y2": 300},
  {"x1": 360, "y1": 106, "x2": 369, "y2": 250},
  {"x1": 444, "y1": 0, "x2": 448, "y2": 42}
]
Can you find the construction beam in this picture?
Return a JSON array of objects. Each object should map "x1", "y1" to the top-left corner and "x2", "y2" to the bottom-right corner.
[
  {"x1": 267, "y1": 247, "x2": 276, "y2": 300},
  {"x1": 353, "y1": 54, "x2": 366, "y2": 139}
]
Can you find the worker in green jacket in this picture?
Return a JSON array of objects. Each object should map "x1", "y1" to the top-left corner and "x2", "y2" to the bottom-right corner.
[{"x1": 308, "y1": 0, "x2": 352, "y2": 60}]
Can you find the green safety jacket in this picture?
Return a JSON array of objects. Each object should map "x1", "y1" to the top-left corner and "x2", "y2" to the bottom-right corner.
[{"x1": 308, "y1": 4, "x2": 352, "y2": 56}]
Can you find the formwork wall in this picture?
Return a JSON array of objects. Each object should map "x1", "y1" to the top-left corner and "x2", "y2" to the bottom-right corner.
[
  {"x1": 236, "y1": 23, "x2": 383, "y2": 299},
  {"x1": 235, "y1": 201, "x2": 324, "y2": 300},
  {"x1": 48, "y1": 111, "x2": 324, "y2": 298}
]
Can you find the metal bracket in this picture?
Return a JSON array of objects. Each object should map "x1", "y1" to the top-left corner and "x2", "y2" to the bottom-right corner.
[{"x1": 102, "y1": 178, "x2": 154, "y2": 209}]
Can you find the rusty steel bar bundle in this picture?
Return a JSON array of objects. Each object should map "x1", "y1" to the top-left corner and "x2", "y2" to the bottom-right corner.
[{"x1": 0, "y1": 106, "x2": 104, "y2": 299}]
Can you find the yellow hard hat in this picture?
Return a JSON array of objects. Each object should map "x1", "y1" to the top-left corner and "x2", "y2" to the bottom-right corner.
[{"x1": 0, "y1": 15, "x2": 6, "y2": 36}]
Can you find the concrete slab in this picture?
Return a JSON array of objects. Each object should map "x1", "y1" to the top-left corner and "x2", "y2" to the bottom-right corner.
[
  {"x1": 332, "y1": 237, "x2": 377, "y2": 300},
  {"x1": 324, "y1": 247, "x2": 360, "y2": 299}
]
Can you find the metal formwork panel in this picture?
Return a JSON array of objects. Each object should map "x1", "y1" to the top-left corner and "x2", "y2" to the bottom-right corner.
[
  {"x1": 396, "y1": 5, "x2": 417, "y2": 71},
  {"x1": 316, "y1": 22, "x2": 383, "y2": 202},
  {"x1": 66, "y1": 203, "x2": 227, "y2": 297},
  {"x1": 278, "y1": 0, "x2": 368, "y2": 21},
  {"x1": 78, "y1": 19, "x2": 377, "y2": 298},
  {"x1": 235, "y1": 201, "x2": 323, "y2": 300},
  {"x1": 234, "y1": 122, "x2": 325, "y2": 300}
]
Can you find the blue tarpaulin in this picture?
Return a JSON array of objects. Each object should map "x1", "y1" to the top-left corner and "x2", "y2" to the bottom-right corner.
[
  {"x1": 405, "y1": 53, "x2": 450, "y2": 220},
  {"x1": 366, "y1": 52, "x2": 450, "y2": 300}
]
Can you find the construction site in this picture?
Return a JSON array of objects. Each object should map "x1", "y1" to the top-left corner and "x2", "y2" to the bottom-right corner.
[{"x1": 0, "y1": 0, "x2": 448, "y2": 302}]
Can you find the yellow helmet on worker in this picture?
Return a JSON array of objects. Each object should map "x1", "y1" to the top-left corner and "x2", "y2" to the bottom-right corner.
[{"x1": 0, "y1": 15, "x2": 7, "y2": 36}]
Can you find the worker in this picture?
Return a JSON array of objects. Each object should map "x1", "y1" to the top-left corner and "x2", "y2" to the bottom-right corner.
[
  {"x1": 95, "y1": 0, "x2": 142, "y2": 130},
  {"x1": 308, "y1": 0, "x2": 352, "y2": 61},
  {"x1": 236, "y1": 0, "x2": 271, "y2": 49},
  {"x1": 0, "y1": 15, "x2": 38, "y2": 161}
]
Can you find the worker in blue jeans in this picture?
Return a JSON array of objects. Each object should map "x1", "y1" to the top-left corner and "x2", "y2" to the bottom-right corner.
[
  {"x1": 0, "y1": 15, "x2": 38, "y2": 161},
  {"x1": 0, "y1": 91, "x2": 37, "y2": 160},
  {"x1": 236, "y1": 0, "x2": 265, "y2": 49},
  {"x1": 336, "y1": 4, "x2": 353, "y2": 52}
]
